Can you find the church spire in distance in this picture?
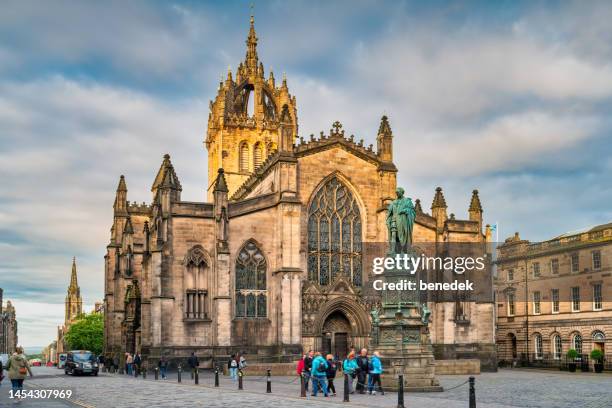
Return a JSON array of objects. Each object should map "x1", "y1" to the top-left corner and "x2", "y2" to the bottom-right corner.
[
  {"x1": 69, "y1": 256, "x2": 79, "y2": 296},
  {"x1": 245, "y1": 8, "x2": 258, "y2": 72}
]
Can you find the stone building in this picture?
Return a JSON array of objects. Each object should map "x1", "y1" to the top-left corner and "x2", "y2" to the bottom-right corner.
[
  {"x1": 57, "y1": 258, "x2": 83, "y2": 355},
  {"x1": 495, "y1": 223, "x2": 612, "y2": 365},
  {"x1": 103, "y1": 16, "x2": 496, "y2": 370},
  {"x1": 0, "y1": 288, "x2": 18, "y2": 354}
]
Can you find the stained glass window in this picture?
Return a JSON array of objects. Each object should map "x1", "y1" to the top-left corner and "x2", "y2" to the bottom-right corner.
[
  {"x1": 235, "y1": 241, "x2": 267, "y2": 318},
  {"x1": 307, "y1": 176, "x2": 363, "y2": 286}
]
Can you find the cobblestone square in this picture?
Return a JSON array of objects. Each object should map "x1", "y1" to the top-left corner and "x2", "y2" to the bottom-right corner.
[{"x1": 1, "y1": 367, "x2": 611, "y2": 408}]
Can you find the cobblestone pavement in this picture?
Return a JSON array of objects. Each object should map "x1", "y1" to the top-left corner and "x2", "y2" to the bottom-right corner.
[{"x1": 1, "y1": 366, "x2": 611, "y2": 408}]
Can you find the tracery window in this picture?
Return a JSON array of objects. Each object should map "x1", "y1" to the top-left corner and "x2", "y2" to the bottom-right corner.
[
  {"x1": 235, "y1": 241, "x2": 267, "y2": 318},
  {"x1": 239, "y1": 142, "x2": 249, "y2": 173},
  {"x1": 307, "y1": 176, "x2": 362, "y2": 286},
  {"x1": 184, "y1": 247, "x2": 208, "y2": 319}
]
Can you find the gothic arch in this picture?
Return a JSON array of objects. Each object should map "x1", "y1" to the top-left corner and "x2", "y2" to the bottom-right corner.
[
  {"x1": 307, "y1": 171, "x2": 367, "y2": 225},
  {"x1": 239, "y1": 141, "x2": 249, "y2": 173},
  {"x1": 183, "y1": 245, "x2": 211, "y2": 267},
  {"x1": 313, "y1": 297, "x2": 370, "y2": 336},
  {"x1": 307, "y1": 172, "x2": 366, "y2": 287},
  {"x1": 234, "y1": 239, "x2": 268, "y2": 318}
]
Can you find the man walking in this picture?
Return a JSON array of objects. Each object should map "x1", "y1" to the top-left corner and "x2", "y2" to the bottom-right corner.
[
  {"x1": 134, "y1": 353, "x2": 142, "y2": 375},
  {"x1": 188, "y1": 352, "x2": 199, "y2": 379},
  {"x1": 158, "y1": 356, "x2": 168, "y2": 379},
  {"x1": 303, "y1": 350, "x2": 313, "y2": 392}
]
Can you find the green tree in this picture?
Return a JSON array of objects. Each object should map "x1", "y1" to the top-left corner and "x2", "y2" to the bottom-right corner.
[{"x1": 64, "y1": 313, "x2": 104, "y2": 355}]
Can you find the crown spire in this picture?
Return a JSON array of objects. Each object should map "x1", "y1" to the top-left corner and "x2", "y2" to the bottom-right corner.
[{"x1": 245, "y1": 11, "x2": 258, "y2": 71}]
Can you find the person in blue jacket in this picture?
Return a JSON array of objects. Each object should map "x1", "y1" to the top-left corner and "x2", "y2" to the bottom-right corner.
[
  {"x1": 342, "y1": 352, "x2": 359, "y2": 394},
  {"x1": 310, "y1": 352, "x2": 329, "y2": 397},
  {"x1": 368, "y1": 351, "x2": 384, "y2": 395}
]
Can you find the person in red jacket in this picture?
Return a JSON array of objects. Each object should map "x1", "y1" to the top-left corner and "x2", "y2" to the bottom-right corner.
[{"x1": 296, "y1": 355, "x2": 305, "y2": 376}]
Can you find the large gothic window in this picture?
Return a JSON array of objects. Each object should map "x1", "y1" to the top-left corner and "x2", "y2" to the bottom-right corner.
[
  {"x1": 184, "y1": 247, "x2": 208, "y2": 319},
  {"x1": 308, "y1": 176, "x2": 362, "y2": 286},
  {"x1": 235, "y1": 241, "x2": 267, "y2": 318}
]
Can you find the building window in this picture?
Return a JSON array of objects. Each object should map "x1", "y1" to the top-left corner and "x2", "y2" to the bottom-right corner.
[
  {"x1": 508, "y1": 269, "x2": 514, "y2": 281},
  {"x1": 553, "y1": 334, "x2": 562, "y2": 360},
  {"x1": 307, "y1": 176, "x2": 362, "y2": 286},
  {"x1": 534, "y1": 334, "x2": 543, "y2": 359},
  {"x1": 551, "y1": 288, "x2": 560, "y2": 313},
  {"x1": 571, "y1": 253, "x2": 579, "y2": 273},
  {"x1": 184, "y1": 247, "x2": 208, "y2": 319},
  {"x1": 507, "y1": 293, "x2": 515, "y2": 316},
  {"x1": 253, "y1": 142, "x2": 264, "y2": 169},
  {"x1": 592, "y1": 251, "x2": 601, "y2": 270},
  {"x1": 235, "y1": 241, "x2": 267, "y2": 318},
  {"x1": 571, "y1": 286, "x2": 580, "y2": 312},
  {"x1": 551, "y1": 258, "x2": 559, "y2": 274},
  {"x1": 239, "y1": 142, "x2": 249, "y2": 172},
  {"x1": 593, "y1": 283, "x2": 602, "y2": 311},
  {"x1": 593, "y1": 331, "x2": 605, "y2": 342},
  {"x1": 572, "y1": 334, "x2": 583, "y2": 355},
  {"x1": 533, "y1": 262, "x2": 540, "y2": 278},
  {"x1": 533, "y1": 291, "x2": 541, "y2": 315}
]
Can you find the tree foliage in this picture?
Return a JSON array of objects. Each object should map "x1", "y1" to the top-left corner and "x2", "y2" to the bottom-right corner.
[{"x1": 64, "y1": 313, "x2": 104, "y2": 355}]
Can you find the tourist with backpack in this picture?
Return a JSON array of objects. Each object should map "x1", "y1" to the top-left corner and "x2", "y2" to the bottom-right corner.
[
  {"x1": 303, "y1": 350, "x2": 313, "y2": 392},
  {"x1": 310, "y1": 352, "x2": 329, "y2": 397},
  {"x1": 228, "y1": 354, "x2": 238, "y2": 381},
  {"x1": 325, "y1": 354, "x2": 338, "y2": 396},
  {"x1": 356, "y1": 348, "x2": 369, "y2": 394}
]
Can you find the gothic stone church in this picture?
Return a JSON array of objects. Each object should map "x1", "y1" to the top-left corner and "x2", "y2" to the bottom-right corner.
[{"x1": 104, "y1": 17, "x2": 496, "y2": 370}]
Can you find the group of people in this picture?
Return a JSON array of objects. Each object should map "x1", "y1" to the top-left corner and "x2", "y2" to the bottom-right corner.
[
  {"x1": 0, "y1": 346, "x2": 34, "y2": 401},
  {"x1": 123, "y1": 352, "x2": 142, "y2": 375},
  {"x1": 227, "y1": 353, "x2": 247, "y2": 381},
  {"x1": 297, "y1": 348, "x2": 383, "y2": 397}
]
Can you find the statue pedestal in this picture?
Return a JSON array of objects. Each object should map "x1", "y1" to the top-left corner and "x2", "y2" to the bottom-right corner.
[{"x1": 374, "y1": 309, "x2": 442, "y2": 392}]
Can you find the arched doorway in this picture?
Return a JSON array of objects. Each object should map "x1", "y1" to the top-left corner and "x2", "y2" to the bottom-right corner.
[{"x1": 322, "y1": 311, "x2": 351, "y2": 359}]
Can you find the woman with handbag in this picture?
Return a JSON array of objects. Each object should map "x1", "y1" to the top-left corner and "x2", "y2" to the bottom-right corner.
[{"x1": 7, "y1": 346, "x2": 33, "y2": 400}]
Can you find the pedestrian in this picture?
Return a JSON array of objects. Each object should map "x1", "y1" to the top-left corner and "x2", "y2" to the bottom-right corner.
[
  {"x1": 296, "y1": 354, "x2": 305, "y2": 378},
  {"x1": 113, "y1": 353, "x2": 119, "y2": 373},
  {"x1": 342, "y1": 352, "x2": 359, "y2": 394},
  {"x1": 134, "y1": 353, "x2": 142, "y2": 375},
  {"x1": 97, "y1": 355, "x2": 105, "y2": 371},
  {"x1": 367, "y1": 351, "x2": 384, "y2": 395},
  {"x1": 325, "y1": 354, "x2": 337, "y2": 396},
  {"x1": 303, "y1": 350, "x2": 313, "y2": 392},
  {"x1": 356, "y1": 348, "x2": 369, "y2": 394},
  {"x1": 126, "y1": 353, "x2": 133, "y2": 375},
  {"x1": 158, "y1": 356, "x2": 168, "y2": 379},
  {"x1": 229, "y1": 354, "x2": 238, "y2": 381},
  {"x1": 188, "y1": 352, "x2": 198, "y2": 379},
  {"x1": 310, "y1": 352, "x2": 329, "y2": 397},
  {"x1": 239, "y1": 353, "x2": 247, "y2": 371},
  {"x1": 0, "y1": 358, "x2": 4, "y2": 387},
  {"x1": 7, "y1": 346, "x2": 33, "y2": 401}
]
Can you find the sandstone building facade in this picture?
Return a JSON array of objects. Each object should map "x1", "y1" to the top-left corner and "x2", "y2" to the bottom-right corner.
[
  {"x1": 0, "y1": 288, "x2": 18, "y2": 354},
  {"x1": 103, "y1": 17, "x2": 496, "y2": 370},
  {"x1": 495, "y1": 223, "x2": 611, "y2": 365}
]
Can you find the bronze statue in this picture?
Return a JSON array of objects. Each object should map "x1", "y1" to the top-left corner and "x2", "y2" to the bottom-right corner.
[{"x1": 386, "y1": 187, "x2": 416, "y2": 254}]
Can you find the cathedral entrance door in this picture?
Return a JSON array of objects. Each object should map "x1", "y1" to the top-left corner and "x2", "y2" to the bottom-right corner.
[{"x1": 322, "y1": 311, "x2": 351, "y2": 359}]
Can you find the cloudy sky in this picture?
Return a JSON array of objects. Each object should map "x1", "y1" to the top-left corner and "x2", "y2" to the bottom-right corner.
[{"x1": 1, "y1": 0, "x2": 611, "y2": 348}]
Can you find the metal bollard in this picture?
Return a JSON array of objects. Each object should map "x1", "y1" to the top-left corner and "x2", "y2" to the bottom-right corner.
[
  {"x1": 154, "y1": 367, "x2": 159, "y2": 380},
  {"x1": 343, "y1": 373, "x2": 350, "y2": 402},
  {"x1": 178, "y1": 365, "x2": 182, "y2": 383},
  {"x1": 214, "y1": 367, "x2": 219, "y2": 387},
  {"x1": 142, "y1": 367, "x2": 146, "y2": 379},
  {"x1": 134, "y1": 366, "x2": 138, "y2": 378},
  {"x1": 266, "y1": 369, "x2": 272, "y2": 393},
  {"x1": 238, "y1": 369, "x2": 243, "y2": 390},
  {"x1": 469, "y1": 376, "x2": 476, "y2": 408},
  {"x1": 195, "y1": 368, "x2": 199, "y2": 385},
  {"x1": 397, "y1": 374, "x2": 405, "y2": 408},
  {"x1": 300, "y1": 373, "x2": 306, "y2": 398}
]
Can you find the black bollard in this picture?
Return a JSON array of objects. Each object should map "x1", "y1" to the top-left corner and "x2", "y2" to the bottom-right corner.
[
  {"x1": 154, "y1": 367, "x2": 159, "y2": 381},
  {"x1": 300, "y1": 373, "x2": 306, "y2": 398},
  {"x1": 134, "y1": 366, "x2": 138, "y2": 378},
  {"x1": 238, "y1": 369, "x2": 243, "y2": 390},
  {"x1": 397, "y1": 374, "x2": 405, "y2": 408},
  {"x1": 214, "y1": 367, "x2": 219, "y2": 387},
  {"x1": 142, "y1": 367, "x2": 146, "y2": 379},
  {"x1": 343, "y1": 373, "x2": 350, "y2": 402},
  {"x1": 469, "y1": 376, "x2": 476, "y2": 408},
  {"x1": 195, "y1": 368, "x2": 199, "y2": 385},
  {"x1": 178, "y1": 365, "x2": 182, "y2": 383},
  {"x1": 266, "y1": 369, "x2": 272, "y2": 393}
]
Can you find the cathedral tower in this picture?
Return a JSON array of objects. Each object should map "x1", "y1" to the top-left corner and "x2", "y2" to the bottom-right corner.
[
  {"x1": 65, "y1": 257, "x2": 83, "y2": 326},
  {"x1": 205, "y1": 14, "x2": 298, "y2": 200}
]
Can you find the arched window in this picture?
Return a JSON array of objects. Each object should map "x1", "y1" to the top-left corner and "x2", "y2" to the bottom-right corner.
[
  {"x1": 308, "y1": 176, "x2": 362, "y2": 286},
  {"x1": 593, "y1": 331, "x2": 605, "y2": 342},
  {"x1": 184, "y1": 247, "x2": 208, "y2": 319},
  {"x1": 552, "y1": 334, "x2": 562, "y2": 360},
  {"x1": 253, "y1": 142, "x2": 264, "y2": 169},
  {"x1": 235, "y1": 241, "x2": 267, "y2": 318},
  {"x1": 572, "y1": 333, "x2": 583, "y2": 355},
  {"x1": 239, "y1": 142, "x2": 249, "y2": 173},
  {"x1": 534, "y1": 333, "x2": 543, "y2": 359}
]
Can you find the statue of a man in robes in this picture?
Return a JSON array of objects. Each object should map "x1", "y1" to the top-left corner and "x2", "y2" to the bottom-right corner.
[{"x1": 386, "y1": 187, "x2": 416, "y2": 254}]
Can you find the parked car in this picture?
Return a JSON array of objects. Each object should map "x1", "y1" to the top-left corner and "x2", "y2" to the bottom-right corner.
[{"x1": 64, "y1": 350, "x2": 99, "y2": 376}]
